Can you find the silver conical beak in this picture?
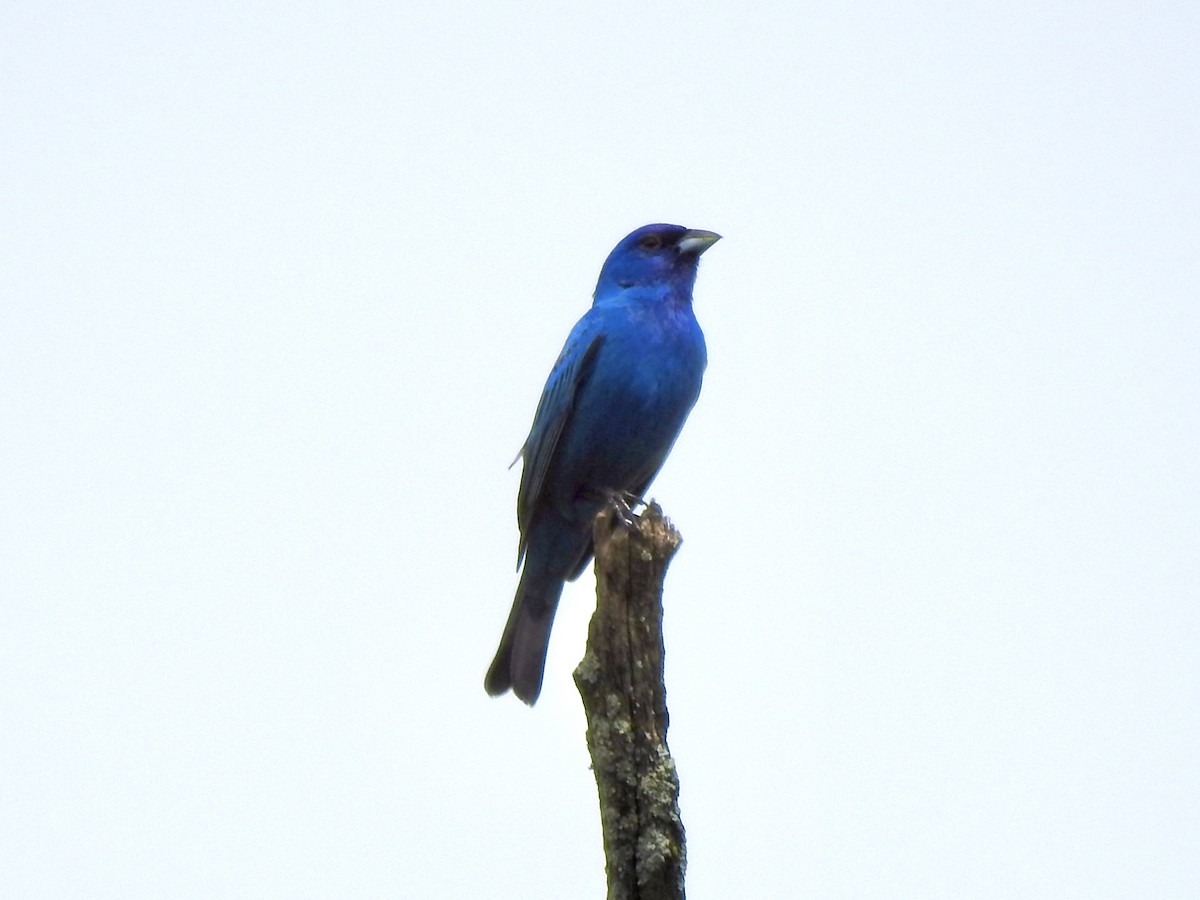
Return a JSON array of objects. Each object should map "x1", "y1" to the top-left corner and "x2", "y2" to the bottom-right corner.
[{"x1": 678, "y1": 230, "x2": 722, "y2": 255}]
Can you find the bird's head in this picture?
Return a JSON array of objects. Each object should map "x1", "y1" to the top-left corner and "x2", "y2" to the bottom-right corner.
[{"x1": 594, "y1": 224, "x2": 721, "y2": 299}]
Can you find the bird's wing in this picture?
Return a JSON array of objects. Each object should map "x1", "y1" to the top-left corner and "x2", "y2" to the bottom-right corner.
[{"x1": 514, "y1": 324, "x2": 607, "y2": 565}]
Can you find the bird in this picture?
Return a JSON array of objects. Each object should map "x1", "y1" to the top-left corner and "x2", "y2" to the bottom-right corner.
[{"x1": 485, "y1": 223, "x2": 720, "y2": 705}]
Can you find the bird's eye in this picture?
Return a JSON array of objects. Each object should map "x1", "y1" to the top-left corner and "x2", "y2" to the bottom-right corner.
[{"x1": 638, "y1": 234, "x2": 663, "y2": 251}]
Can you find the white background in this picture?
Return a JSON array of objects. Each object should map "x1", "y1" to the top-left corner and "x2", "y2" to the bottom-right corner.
[{"x1": 3, "y1": 2, "x2": 1198, "y2": 897}]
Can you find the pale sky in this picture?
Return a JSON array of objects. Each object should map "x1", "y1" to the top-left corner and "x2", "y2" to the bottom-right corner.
[{"x1": 3, "y1": 2, "x2": 1199, "y2": 898}]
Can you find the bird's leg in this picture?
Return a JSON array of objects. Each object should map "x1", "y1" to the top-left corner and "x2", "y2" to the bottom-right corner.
[
  {"x1": 606, "y1": 489, "x2": 646, "y2": 530},
  {"x1": 619, "y1": 489, "x2": 650, "y2": 514}
]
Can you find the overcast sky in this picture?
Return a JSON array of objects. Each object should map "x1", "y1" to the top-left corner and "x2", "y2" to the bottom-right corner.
[{"x1": 3, "y1": 2, "x2": 1198, "y2": 898}]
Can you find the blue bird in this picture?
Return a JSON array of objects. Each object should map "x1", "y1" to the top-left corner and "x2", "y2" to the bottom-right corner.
[{"x1": 485, "y1": 223, "x2": 720, "y2": 705}]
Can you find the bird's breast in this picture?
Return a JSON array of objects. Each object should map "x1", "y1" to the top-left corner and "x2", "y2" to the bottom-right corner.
[{"x1": 600, "y1": 305, "x2": 703, "y2": 404}]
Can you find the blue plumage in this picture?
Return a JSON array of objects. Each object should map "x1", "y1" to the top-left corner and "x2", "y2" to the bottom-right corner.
[{"x1": 485, "y1": 224, "x2": 720, "y2": 704}]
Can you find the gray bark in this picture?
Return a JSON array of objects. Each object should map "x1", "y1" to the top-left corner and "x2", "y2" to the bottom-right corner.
[{"x1": 574, "y1": 502, "x2": 686, "y2": 900}]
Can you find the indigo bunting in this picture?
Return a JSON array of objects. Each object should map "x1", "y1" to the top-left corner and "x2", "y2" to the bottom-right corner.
[{"x1": 485, "y1": 223, "x2": 720, "y2": 705}]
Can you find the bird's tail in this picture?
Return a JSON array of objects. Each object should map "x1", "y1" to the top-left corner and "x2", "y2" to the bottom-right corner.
[{"x1": 484, "y1": 562, "x2": 566, "y2": 706}]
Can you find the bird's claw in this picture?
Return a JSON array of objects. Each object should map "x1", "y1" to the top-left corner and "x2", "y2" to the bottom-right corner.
[{"x1": 607, "y1": 490, "x2": 647, "y2": 530}]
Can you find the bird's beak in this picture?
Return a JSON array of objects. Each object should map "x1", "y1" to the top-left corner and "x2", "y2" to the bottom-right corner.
[{"x1": 678, "y1": 230, "x2": 722, "y2": 256}]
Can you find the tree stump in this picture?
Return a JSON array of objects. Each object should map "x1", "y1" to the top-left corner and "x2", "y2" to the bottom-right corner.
[{"x1": 574, "y1": 502, "x2": 686, "y2": 900}]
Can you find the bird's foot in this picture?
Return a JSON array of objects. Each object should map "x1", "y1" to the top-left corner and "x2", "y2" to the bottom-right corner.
[{"x1": 607, "y1": 490, "x2": 647, "y2": 530}]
